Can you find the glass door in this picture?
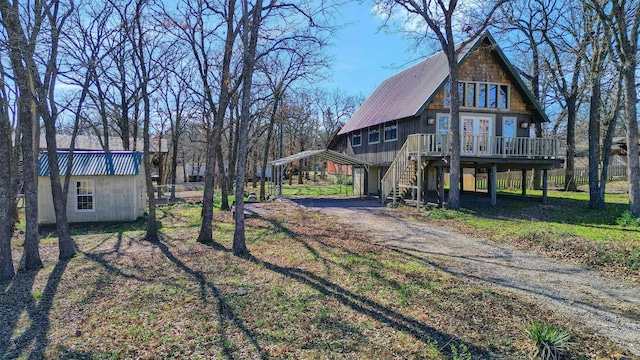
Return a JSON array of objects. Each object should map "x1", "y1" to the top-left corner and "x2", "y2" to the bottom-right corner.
[{"x1": 461, "y1": 115, "x2": 492, "y2": 155}]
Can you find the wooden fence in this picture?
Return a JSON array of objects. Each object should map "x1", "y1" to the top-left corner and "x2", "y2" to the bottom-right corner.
[{"x1": 476, "y1": 165, "x2": 628, "y2": 190}]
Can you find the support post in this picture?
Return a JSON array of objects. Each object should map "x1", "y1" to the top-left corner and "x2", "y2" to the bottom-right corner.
[
  {"x1": 438, "y1": 167, "x2": 444, "y2": 208},
  {"x1": 521, "y1": 168, "x2": 527, "y2": 199},
  {"x1": 542, "y1": 169, "x2": 548, "y2": 205},
  {"x1": 491, "y1": 163, "x2": 497, "y2": 206},
  {"x1": 473, "y1": 163, "x2": 477, "y2": 203},
  {"x1": 416, "y1": 158, "x2": 421, "y2": 209}
]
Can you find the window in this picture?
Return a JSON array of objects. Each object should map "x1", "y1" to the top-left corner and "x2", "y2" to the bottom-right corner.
[
  {"x1": 478, "y1": 84, "x2": 487, "y2": 107},
  {"x1": 488, "y1": 84, "x2": 498, "y2": 108},
  {"x1": 368, "y1": 126, "x2": 380, "y2": 144},
  {"x1": 384, "y1": 122, "x2": 397, "y2": 142},
  {"x1": 444, "y1": 81, "x2": 509, "y2": 110},
  {"x1": 499, "y1": 85, "x2": 509, "y2": 109},
  {"x1": 466, "y1": 83, "x2": 475, "y2": 107},
  {"x1": 76, "y1": 181, "x2": 94, "y2": 211},
  {"x1": 503, "y1": 117, "x2": 516, "y2": 139},
  {"x1": 352, "y1": 130, "x2": 362, "y2": 147},
  {"x1": 437, "y1": 114, "x2": 449, "y2": 149},
  {"x1": 444, "y1": 82, "x2": 451, "y2": 106}
]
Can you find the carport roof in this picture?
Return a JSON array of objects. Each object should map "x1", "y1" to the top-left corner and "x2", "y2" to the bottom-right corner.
[{"x1": 269, "y1": 149, "x2": 370, "y2": 168}]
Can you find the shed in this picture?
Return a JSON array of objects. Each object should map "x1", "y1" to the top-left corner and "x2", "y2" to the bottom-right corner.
[{"x1": 37, "y1": 151, "x2": 146, "y2": 224}]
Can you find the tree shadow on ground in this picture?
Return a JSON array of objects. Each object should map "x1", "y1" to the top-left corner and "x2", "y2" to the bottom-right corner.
[
  {"x1": 153, "y1": 237, "x2": 267, "y2": 360},
  {"x1": 458, "y1": 191, "x2": 634, "y2": 229},
  {"x1": 0, "y1": 258, "x2": 70, "y2": 359},
  {"x1": 222, "y1": 215, "x2": 492, "y2": 358}
]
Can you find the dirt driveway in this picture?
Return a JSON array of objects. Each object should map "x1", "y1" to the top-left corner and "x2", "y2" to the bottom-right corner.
[{"x1": 250, "y1": 197, "x2": 640, "y2": 356}]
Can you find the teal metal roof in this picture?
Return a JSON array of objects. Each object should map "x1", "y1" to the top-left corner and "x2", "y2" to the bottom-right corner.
[{"x1": 38, "y1": 151, "x2": 143, "y2": 176}]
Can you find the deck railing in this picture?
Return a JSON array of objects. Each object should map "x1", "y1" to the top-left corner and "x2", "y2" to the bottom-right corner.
[
  {"x1": 408, "y1": 134, "x2": 558, "y2": 158},
  {"x1": 380, "y1": 133, "x2": 559, "y2": 202}
]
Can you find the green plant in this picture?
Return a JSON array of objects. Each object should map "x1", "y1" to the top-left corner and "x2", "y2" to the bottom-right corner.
[
  {"x1": 524, "y1": 322, "x2": 573, "y2": 360},
  {"x1": 616, "y1": 211, "x2": 640, "y2": 227},
  {"x1": 625, "y1": 248, "x2": 640, "y2": 270},
  {"x1": 450, "y1": 343, "x2": 472, "y2": 360},
  {"x1": 387, "y1": 201, "x2": 400, "y2": 208}
]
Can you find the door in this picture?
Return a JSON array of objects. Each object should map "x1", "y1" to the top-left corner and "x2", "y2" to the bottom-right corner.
[{"x1": 461, "y1": 115, "x2": 492, "y2": 155}]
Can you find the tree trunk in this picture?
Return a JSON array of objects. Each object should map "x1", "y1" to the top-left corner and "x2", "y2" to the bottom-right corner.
[
  {"x1": 42, "y1": 121, "x2": 76, "y2": 259},
  {"x1": 565, "y1": 97, "x2": 577, "y2": 191},
  {"x1": 447, "y1": 52, "x2": 461, "y2": 210},
  {"x1": 260, "y1": 96, "x2": 278, "y2": 200},
  {"x1": 197, "y1": 131, "x2": 216, "y2": 244},
  {"x1": 0, "y1": 82, "x2": 15, "y2": 281},
  {"x1": 623, "y1": 67, "x2": 640, "y2": 217},
  {"x1": 216, "y1": 141, "x2": 230, "y2": 210},
  {"x1": 233, "y1": 0, "x2": 262, "y2": 258},
  {"x1": 19, "y1": 97, "x2": 42, "y2": 270},
  {"x1": 170, "y1": 132, "x2": 179, "y2": 201},
  {"x1": 588, "y1": 61, "x2": 604, "y2": 209}
]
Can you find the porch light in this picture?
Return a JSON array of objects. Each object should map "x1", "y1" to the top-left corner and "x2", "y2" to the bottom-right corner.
[
  {"x1": 520, "y1": 121, "x2": 529, "y2": 129},
  {"x1": 427, "y1": 117, "x2": 435, "y2": 125}
]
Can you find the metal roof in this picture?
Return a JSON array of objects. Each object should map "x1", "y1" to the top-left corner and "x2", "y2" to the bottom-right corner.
[
  {"x1": 338, "y1": 32, "x2": 548, "y2": 136},
  {"x1": 38, "y1": 151, "x2": 143, "y2": 176},
  {"x1": 269, "y1": 149, "x2": 370, "y2": 168},
  {"x1": 38, "y1": 134, "x2": 169, "y2": 153}
]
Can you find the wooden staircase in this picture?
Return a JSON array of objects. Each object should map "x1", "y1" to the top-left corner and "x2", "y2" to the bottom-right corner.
[
  {"x1": 381, "y1": 134, "x2": 432, "y2": 204},
  {"x1": 386, "y1": 159, "x2": 428, "y2": 203}
]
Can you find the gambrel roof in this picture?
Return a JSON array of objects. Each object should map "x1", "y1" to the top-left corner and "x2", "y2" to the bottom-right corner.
[
  {"x1": 338, "y1": 32, "x2": 547, "y2": 135},
  {"x1": 38, "y1": 151, "x2": 143, "y2": 176}
]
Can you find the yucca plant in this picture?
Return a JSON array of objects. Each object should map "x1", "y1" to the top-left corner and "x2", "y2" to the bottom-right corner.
[{"x1": 524, "y1": 322, "x2": 574, "y2": 360}]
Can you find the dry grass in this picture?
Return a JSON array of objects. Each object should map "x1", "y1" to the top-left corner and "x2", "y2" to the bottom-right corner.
[{"x1": 1, "y1": 203, "x2": 633, "y2": 359}]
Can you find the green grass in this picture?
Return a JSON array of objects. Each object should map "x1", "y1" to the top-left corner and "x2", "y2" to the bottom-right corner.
[
  {"x1": 420, "y1": 187, "x2": 640, "y2": 275},
  {"x1": 4, "y1": 200, "x2": 632, "y2": 359}
]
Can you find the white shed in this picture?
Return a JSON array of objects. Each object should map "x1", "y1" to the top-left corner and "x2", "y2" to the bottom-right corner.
[{"x1": 38, "y1": 151, "x2": 146, "y2": 224}]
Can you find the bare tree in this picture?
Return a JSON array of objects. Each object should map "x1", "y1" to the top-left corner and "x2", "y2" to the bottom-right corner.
[
  {"x1": 375, "y1": 0, "x2": 507, "y2": 209},
  {"x1": 1, "y1": 0, "x2": 76, "y2": 262},
  {"x1": 591, "y1": 0, "x2": 640, "y2": 218},
  {"x1": 538, "y1": 0, "x2": 589, "y2": 191},
  {"x1": 158, "y1": 61, "x2": 194, "y2": 201},
  {"x1": 159, "y1": 0, "x2": 242, "y2": 244},
  {"x1": 257, "y1": 41, "x2": 329, "y2": 200},
  {"x1": 0, "y1": 58, "x2": 16, "y2": 280}
]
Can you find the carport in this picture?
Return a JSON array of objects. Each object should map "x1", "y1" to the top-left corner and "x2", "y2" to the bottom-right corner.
[{"x1": 268, "y1": 149, "x2": 370, "y2": 198}]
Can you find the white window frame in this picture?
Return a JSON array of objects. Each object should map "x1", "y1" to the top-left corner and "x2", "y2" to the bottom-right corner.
[
  {"x1": 436, "y1": 113, "x2": 450, "y2": 150},
  {"x1": 384, "y1": 122, "x2": 397, "y2": 142},
  {"x1": 444, "y1": 81, "x2": 510, "y2": 110},
  {"x1": 503, "y1": 116, "x2": 517, "y2": 151},
  {"x1": 75, "y1": 180, "x2": 95, "y2": 212},
  {"x1": 368, "y1": 126, "x2": 380, "y2": 144},
  {"x1": 352, "y1": 130, "x2": 362, "y2": 147}
]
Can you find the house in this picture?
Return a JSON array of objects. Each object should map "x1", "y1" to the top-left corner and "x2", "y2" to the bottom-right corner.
[
  {"x1": 329, "y1": 32, "x2": 560, "y2": 205},
  {"x1": 37, "y1": 151, "x2": 146, "y2": 224}
]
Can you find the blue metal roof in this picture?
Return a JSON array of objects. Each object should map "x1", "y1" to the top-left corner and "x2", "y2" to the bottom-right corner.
[{"x1": 38, "y1": 151, "x2": 143, "y2": 176}]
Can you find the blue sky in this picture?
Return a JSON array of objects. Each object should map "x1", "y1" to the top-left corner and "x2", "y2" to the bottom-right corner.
[{"x1": 321, "y1": 1, "x2": 425, "y2": 97}]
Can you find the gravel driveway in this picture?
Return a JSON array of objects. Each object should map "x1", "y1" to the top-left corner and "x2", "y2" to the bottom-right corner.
[{"x1": 252, "y1": 196, "x2": 640, "y2": 356}]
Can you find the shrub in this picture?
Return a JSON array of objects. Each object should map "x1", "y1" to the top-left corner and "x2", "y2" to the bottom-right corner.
[
  {"x1": 524, "y1": 322, "x2": 573, "y2": 360},
  {"x1": 616, "y1": 211, "x2": 640, "y2": 227}
]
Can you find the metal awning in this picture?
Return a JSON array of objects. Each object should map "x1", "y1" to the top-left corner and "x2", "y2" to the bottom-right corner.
[{"x1": 269, "y1": 149, "x2": 370, "y2": 168}]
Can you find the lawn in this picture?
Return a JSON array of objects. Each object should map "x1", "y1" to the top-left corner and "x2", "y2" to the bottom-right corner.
[
  {"x1": 409, "y1": 185, "x2": 640, "y2": 282},
  {"x1": 1, "y1": 200, "x2": 632, "y2": 359}
]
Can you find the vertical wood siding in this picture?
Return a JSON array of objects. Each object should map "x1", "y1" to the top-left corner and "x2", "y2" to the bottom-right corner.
[{"x1": 37, "y1": 174, "x2": 146, "y2": 224}]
